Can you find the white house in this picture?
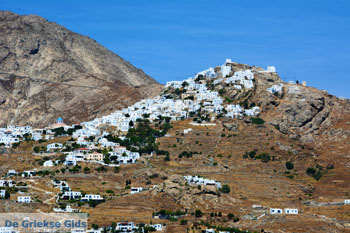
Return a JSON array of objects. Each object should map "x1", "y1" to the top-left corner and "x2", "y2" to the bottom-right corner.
[
  {"x1": 266, "y1": 66, "x2": 276, "y2": 72},
  {"x1": 52, "y1": 180, "x2": 71, "y2": 192},
  {"x1": 45, "y1": 134, "x2": 55, "y2": 140},
  {"x1": 81, "y1": 194, "x2": 104, "y2": 202},
  {"x1": 46, "y1": 143, "x2": 63, "y2": 152},
  {"x1": 270, "y1": 208, "x2": 283, "y2": 214},
  {"x1": 43, "y1": 160, "x2": 54, "y2": 167},
  {"x1": 86, "y1": 229, "x2": 102, "y2": 233},
  {"x1": 151, "y1": 224, "x2": 163, "y2": 231},
  {"x1": 17, "y1": 196, "x2": 31, "y2": 203},
  {"x1": 60, "y1": 191, "x2": 82, "y2": 200},
  {"x1": 53, "y1": 205, "x2": 79, "y2": 213},
  {"x1": 0, "y1": 180, "x2": 14, "y2": 187},
  {"x1": 22, "y1": 170, "x2": 36, "y2": 177},
  {"x1": 205, "y1": 229, "x2": 216, "y2": 233},
  {"x1": 184, "y1": 176, "x2": 221, "y2": 189},
  {"x1": 6, "y1": 170, "x2": 18, "y2": 177},
  {"x1": 267, "y1": 84, "x2": 283, "y2": 94},
  {"x1": 31, "y1": 132, "x2": 42, "y2": 141},
  {"x1": 130, "y1": 187, "x2": 143, "y2": 194},
  {"x1": 284, "y1": 208, "x2": 298, "y2": 214},
  {"x1": 116, "y1": 222, "x2": 134, "y2": 231},
  {"x1": 0, "y1": 190, "x2": 6, "y2": 198}
]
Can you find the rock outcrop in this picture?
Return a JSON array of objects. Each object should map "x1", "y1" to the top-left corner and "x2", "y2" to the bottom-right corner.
[{"x1": 151, "y1": 175, "x2": 234, "y2": 208}]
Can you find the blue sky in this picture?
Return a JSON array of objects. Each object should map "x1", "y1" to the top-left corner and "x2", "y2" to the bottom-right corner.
[{"x1": 2, "y1": 0, "x2": 350, "y2": 98}]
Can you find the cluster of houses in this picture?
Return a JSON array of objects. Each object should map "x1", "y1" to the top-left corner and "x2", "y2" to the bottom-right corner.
[
  {"x1": 0, "y1": 126, "x2": 28, "y2": 148},
  {"x1": 252, "y1": 205, "x2": 299, "y2": 215},
  {"x1": 114, "y1": 222, "x2": 163, "y2": 232},
  {"x1": 0, "y1": 223, "x2": 163, "y2": 233},
  {"x1": 0, "y1": 124, "x2": 62, "y2": 148},
  {"x1": 270, "y1": 208, "x2": 299, "y2": 215},
  {"x1": 184, "y1": 175, "x2": 222, "y2": 189},
  {"x1": 165, "y1": 59, "x2": 265, "y2": 118},
  {"x1": 0, "y1": 59, "x2": 270, "y2": 156},
  {"x1": 63, "y1": 145, "x2": 140, "y2": 166},
  {"x1": 51, "y1": 179, "x2": 104, "y2": 203}
]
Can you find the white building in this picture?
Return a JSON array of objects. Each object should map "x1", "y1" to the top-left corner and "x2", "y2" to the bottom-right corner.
[
  {"x1": 266, "y1": 66, "x2": 276, "y2": 72},
  {"x1": 267, "y1": 84, "x2": 283, "y2": 94},
  {"x1": 270, "y1": 208, "x2": 283, "y2": 214},
  {"x1": 60, "y1": 191, "x2": 82, "y2": 200},
  {"x1": 22, "y1": 170, "x2": 36, "y2": 177},
  {"x1": 130, "y1": 187, "x2": 143, "y2": 194},
  {"x1": 46, "y1": 143, "x2": 63, "y2": 152},
  {"x1": 17, "y1": 196, "x2": 31, "y2": 203},
  {"x1": 151, "y1": 224, "x2": 163, "y2": 231},
  {"x1": 53, "y1": 205, "x2": 79, "y2": 213},
  {"x1": 0, "y1": 180, "x2": 14, "y2": 187},
  {"x1": 116, "y1": 222, "x2": 134, "y2": 232},
  {"x1": 205, "y1": 229, "x2": 216, "y2": 233},
  {"x1": 43, "y1": 160, "x2": 54, "y2": 167},
  {"x1": 184, "y1": 176, "x2": 221, "y2": 189},
  {"x1": 0, "y1": 190, "x2": 6, "y2": 198},
  {"x1": 81, "y1": 194, "x2": 104, "y2": 202},
  {"x1": 6, "y1": 170, "x2": 18, "y2": 177},
  {"x1": 284, "y1": 208, "x2": 298, "y2": 214}
]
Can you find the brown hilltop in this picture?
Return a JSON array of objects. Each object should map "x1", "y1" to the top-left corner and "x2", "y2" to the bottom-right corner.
[{"x1": 0, "y1": 11, "x2": 161, "y2": 127}]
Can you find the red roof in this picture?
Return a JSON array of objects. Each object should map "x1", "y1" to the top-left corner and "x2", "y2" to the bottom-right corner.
[{"x1": 76, "y1": 148, "x2": 89, "y2": 150}]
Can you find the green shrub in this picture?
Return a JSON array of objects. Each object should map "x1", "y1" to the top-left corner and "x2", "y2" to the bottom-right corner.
[
  {"x1": 248, "y1": 150, "x2": 256, "y2": 158},
  {"x1": 33, "y1": 146, "x2": 40, "y2": 153},
  {"x1": 285, "y1": 161, "x2": 294, "y2": 170},
  {"x1": 251, "y1": 117, "x2": 265, "y2": 125},
  {"x1": 256, "y1": 153, "x2": 271, "y2": 163},
  {"x1": 219, "y1": 184, "x2": 231, "y2": 193},
  {"x1": 195, "y1": 209, "x2": 203, "y2": 217},
  {"x1": 164, "y1": 154, "x2": 170, "y2": 161}
]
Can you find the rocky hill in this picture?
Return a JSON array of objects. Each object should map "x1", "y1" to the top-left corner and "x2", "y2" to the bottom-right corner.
[
  {"x1": 194, "y1": 61, "x2": 350, "y2": 143},
  {"x1": 0, "y1": 11, "x2": 161, "y2": 127}
]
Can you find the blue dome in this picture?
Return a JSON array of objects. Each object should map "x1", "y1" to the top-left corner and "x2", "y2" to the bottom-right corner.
[{"x1": 56, "y1": 117, "x2": 64, "y2": 123}]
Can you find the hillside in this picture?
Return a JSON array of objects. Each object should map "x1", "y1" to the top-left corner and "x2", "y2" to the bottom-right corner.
[
  {"x1": 0, "y1": 11, "x2": 161, "y2": 127},
  {"x1": 1, "y1": 56, "x2": 350, "y2": 232}
]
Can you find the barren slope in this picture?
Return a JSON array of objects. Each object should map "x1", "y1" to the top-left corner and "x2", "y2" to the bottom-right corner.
[{"x1": 0, "y1": 11, "x2": 161, "y2": 127}]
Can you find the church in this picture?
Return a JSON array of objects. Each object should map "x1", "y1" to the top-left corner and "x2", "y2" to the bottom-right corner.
[{"x1": 51, "y1": 117, "x2": 67, "y2": 129}]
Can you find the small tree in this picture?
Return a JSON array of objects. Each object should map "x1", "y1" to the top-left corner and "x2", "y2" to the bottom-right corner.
[
  {"x1": 285, "y1": 161, "x2": 294, "y2": 170},
  {"x1": 83, "y1": 167, "x2": 90, "y2": 174},
  {"x1": 4, "y1": 190, "x2": 10, "y2": 199},
  {"x1": 164, "y1": 154, "x2": 170, "y2": 161},
  {"x1": 33, "y1": 146, "x2": 40, "y2": 153},
  {"x1": 219, "y1": 184, "x2": 231, "y2": 193},
  {"x1": 92, "y1": 224, "x2": 99, "y2": 230},
  {"x1": 195, "y1": 209, "x2": 203, "y2": 218}
]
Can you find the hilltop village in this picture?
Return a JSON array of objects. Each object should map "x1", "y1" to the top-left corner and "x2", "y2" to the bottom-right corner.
[{"x1": 1, "y1": 58, "x2": 348, "y2": 233}]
